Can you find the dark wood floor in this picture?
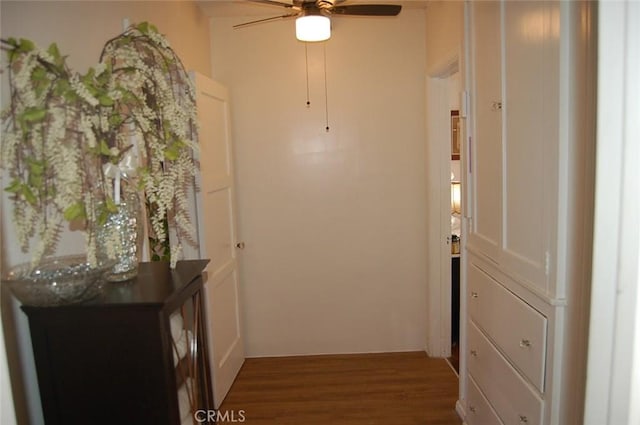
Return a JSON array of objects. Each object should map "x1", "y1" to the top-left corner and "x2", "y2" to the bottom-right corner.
[{"x1": 219, "y1": 351, "x2": 462, "y2": 425}]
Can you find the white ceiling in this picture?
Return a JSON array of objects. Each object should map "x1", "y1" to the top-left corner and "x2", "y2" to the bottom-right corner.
[{"x1": 197, "y1": 0, "x2": 429, "y2": 17}]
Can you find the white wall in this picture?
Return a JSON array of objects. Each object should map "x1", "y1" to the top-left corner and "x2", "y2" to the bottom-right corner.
[
  {"x1": 426, "y1": 1, "x2": 464, "y2": 73},
  {"x1": 0, "y1": 2, "x2": 212, "y2": 422},
  {"x1": 211, "y1": 11, "x2": 428, "y2": 356},
  {"x1": 584, "y1": 1, "x2": 640, "y2": 423}
]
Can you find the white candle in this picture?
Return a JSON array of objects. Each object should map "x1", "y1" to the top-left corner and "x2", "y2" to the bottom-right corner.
[{"x1": 114, "y1": 169, "x2": 121, "y2": 205}]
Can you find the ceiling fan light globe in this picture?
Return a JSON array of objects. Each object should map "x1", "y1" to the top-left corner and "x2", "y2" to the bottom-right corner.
[{"x1": 296, "y1": 15, "x2": 331, "y2": 42}]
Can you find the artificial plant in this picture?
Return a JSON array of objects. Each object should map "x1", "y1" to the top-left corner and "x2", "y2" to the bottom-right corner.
[{"x1": 1, "y1": 22, "x2": 198, "y2": 267}]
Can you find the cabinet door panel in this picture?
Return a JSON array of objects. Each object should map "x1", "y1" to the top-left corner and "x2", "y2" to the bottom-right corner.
[
  {"x1": 502, "y1": 0, "x2": 559, "y2": 292},
  {"x1": 468, "y1": 0, "x2": 503, "y2": 261}
]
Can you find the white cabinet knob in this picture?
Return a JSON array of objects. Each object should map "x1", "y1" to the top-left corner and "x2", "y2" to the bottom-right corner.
[
  {"x1": 470, "y1": 349, "x2": 478, "y2": 357},
  {"x1": 469, "y1": 406, "x2": 477, "y2": 413},
  {"x1": 519, "y1": 415, "x2": 529, "y2": 423},
  {"x1": 471, "y1": 291, "x2": 479, "y2": 298}
]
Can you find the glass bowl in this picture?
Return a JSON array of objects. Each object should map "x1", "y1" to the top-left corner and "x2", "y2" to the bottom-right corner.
[{"x1": 2, "y1": 255, "x2": 114, "y2": 306}]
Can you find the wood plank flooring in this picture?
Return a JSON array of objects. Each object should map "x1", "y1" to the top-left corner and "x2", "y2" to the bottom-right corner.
[{"x1": 219, "y1": 351, "x2": 462, "y2": 425}]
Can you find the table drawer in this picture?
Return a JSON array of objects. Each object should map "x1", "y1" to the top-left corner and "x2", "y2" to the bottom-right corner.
[
  {"x1": 469, "y1": 263, "x2": 547, "y2": 392},
  {"x1": 468, "y1": 320, "x2": 544, "y2": 425},
  {"x1": 467, "y1": 374, "x2": 504, "y2": 425}
]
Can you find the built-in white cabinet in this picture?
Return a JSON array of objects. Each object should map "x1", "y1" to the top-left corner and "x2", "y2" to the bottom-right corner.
[
  {"x1": 463, "y1": 1, "x2": 596, "y2": 424},
  {"x1": 468, "y1": 0, "x2": 559, "y2": 298}
]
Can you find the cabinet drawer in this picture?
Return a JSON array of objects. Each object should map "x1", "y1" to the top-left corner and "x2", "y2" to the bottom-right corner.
[
  {"x1": 469, "y1": 263, "x2": 547, "y2": 392},
  {"x1": 467, "y1": 375, "x2": 504, "y2": 425},
  {"x1": 468, "y1": 320, "x2": 543, "y2": 425}
]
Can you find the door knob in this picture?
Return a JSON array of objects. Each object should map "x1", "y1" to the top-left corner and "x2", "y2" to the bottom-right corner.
[{"x1": 236, "y1": 242, "x2": 245, "y2": 249}]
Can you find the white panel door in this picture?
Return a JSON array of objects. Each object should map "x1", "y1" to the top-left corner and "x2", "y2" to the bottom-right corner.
[{"x1": 193, "y1": 72, "x2": 244, "y2": 408}]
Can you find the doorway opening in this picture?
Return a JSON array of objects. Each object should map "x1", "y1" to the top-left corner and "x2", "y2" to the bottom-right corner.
[{"x1": 425, "y1": 56, "x2": 462, "y2": 373}]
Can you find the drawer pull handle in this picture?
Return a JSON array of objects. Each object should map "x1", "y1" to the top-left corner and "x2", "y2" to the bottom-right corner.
[
  {"x1": 470, "y1": 349, "x2": 478, "y2": 357},
  {"x1": 519, "y1": 415, "x2": 529, "y2": 423},
  {"x1": 471, "y1": 291, "x2": 479, "y2": 299},
  {"x1": 469, "y1": 406, "x2": 477, "y2": 413},
  {"x1": 519, "y1": 339, "x2": 531, "y2": 348}
]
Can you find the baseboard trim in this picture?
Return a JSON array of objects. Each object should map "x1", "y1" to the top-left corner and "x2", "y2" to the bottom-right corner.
[{"x1": 456, "y1": 399, "x2": 466, "y2": 422}]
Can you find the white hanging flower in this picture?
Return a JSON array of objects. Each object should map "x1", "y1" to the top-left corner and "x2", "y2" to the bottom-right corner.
[{"x1": 70, "y1": 74, "x2": 99, "y2": 106}]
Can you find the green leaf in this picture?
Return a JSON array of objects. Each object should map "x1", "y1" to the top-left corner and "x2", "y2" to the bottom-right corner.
[
  {"x1": 28, "y1": 173, "x2": 43, "y2": 189},
  {"x1": 22, "y1": 185, "x2": 37, "y2": 205},
  {"x1": 105, "y1": 196, "x2": 118, "y2": 213},
  {"x1": 137, "y1": 22, "x2": 150, "y2": 34},
  {"x1": 84, "y1": 67, "x2": 95, "y2": 81},
  {"x1": 31, "y1": 67, "x2": 47, "y2": 81},
  {"x1": 97, "y1": 207, "x2": 110, "y2": 226},
  {"x1": 5, "y1": 39, "x2": 19, "y2": 62},
  {"x1": 98, "y1": 94, "x2": 114, "y2": 106},
  {"x1": 63, "y1": 202, "x2": 86, "y2": 221},
  {"x1": 27, "y1": 158, "x2": 45, "y2": 176},
  {"x1": 27, "y1": 159, "x2": 45, "y2": 189},
  {"x1": 108, "y1": 114, "x2": 123, "y2": 128},
  {"x1": 99, "y1": 140, "x2": 112, "y2": 156},
  {"x1": 62, "y1": 84, "x2": 78, "y2": 102},
  {"x1": 18, "y1": 38, "x2": 35, "y2": 53},
  {"x1": 96, "y1": 69, "x2": 111, "y2": 85},
  {"x1": 54, "y1": 78, "x2": 71, "y2": 97},
  {"x1": 96, "y1": 197, "x2": 119, "y2": 225},
  {"x1": 46, "y1": 42, "x2": 64, "y2": 67},
  {"x1": 4, "y1": 179, "x2": 22, "y2": 194},
  {"x1": 164, "y1": 145, "x2": 180, "y2": 161},
  {"x1": 22, "y1": 107, "x2": 47, "y2": 123},
  {"x1": 31, "y1": 67, "x2": 50, "y2": 97}
]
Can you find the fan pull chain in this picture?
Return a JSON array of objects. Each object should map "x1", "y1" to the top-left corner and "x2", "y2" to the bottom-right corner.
[
  {"x1": 323, "y1": 43, "x2": 330, "y2": 132},
  {"x1": 305, "y1": 43, "x2": 311, "y2": 107}
]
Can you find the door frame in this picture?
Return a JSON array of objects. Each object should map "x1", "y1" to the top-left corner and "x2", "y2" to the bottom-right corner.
[{"x1": 425, "y1": 54, "x2": 460, "y2": 358}]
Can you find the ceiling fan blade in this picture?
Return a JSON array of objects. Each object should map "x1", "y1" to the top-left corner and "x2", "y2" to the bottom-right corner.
[
  {"x1": 245, "y1": 0, "x2": 296, "y2": 9},
  {"x1": 332, "y1": 4, "x2": 401, "y2": 16},
  {"x1": 233, "y1": 13, "x2": 299, "y2": 29}
]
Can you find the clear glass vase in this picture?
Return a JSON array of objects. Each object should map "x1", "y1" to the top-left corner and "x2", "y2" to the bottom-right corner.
[
  {"x1": 2, "y1": 255, "x2": 114, "y2": 306},
  {"x1": 97, "y1": 192, "x2": 144, "y2": 282}
]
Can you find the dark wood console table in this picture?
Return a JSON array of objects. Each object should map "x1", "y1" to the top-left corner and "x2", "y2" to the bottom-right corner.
[{"x1": 22, "y1": 260, "x2": 213, "y2": 425}]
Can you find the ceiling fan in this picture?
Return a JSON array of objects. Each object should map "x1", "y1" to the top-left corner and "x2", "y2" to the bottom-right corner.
[{"x1": 233, "y1": 0, "x2": 402, "y2": 41}]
